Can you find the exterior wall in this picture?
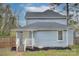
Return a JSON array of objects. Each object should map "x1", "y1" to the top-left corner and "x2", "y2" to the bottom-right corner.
[
  {"x1": 27, "y1": 18, "x2": 67, "y2": 25},
  {"x1": 68, "y1": 29, "x2": 74, "y2": 46},
  {"x1": 34, "y1": 31, "x2": 57, "y2": 47},
  {"x1": 23, "y1": 31, "x2": 29, "y2": 39},
  {"x1": 16, "y1": 30, "x2": 74, "y2": 48},
  {"x1": 34, "y1": 31, "x2": 68, "y2": 48},
  {"x1": 57, "y1": 31, "x2": 68, "y2": 47}
]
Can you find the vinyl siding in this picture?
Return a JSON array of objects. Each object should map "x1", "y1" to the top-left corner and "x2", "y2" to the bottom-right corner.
[
  {"x1": 57, "y1": 31, "x2": 68, "y2": 47},
  {"x1": 68, "y1": 30, "x2": 74, "y2": 46},
  {"x1": 16, "y1": 30, "x2": 73, "y2": 47},
  {"x1": 34, "y1": 31, "x2": 68, "y2": 47}
]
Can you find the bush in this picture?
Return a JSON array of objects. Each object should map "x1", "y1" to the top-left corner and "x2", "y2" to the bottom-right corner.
[{"x1": 0, "y1": 31, "x2": 10, "y2": 37}]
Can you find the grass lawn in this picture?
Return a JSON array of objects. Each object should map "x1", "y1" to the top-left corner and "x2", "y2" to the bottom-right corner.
[{"x1": 0, "y1": 45, "x2": 78, "y2": 56}]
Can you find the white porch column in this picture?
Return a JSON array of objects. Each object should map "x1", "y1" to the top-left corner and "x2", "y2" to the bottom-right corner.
[
  {"x1": 23, "y1": 31, "x2": 27, "y2": 52},
  {"x1": 16, "y1": 32, "x2": 19, "y2": 52},
  {"x1": 31, "y1": 31, "x2": 35, "y2": 49}
]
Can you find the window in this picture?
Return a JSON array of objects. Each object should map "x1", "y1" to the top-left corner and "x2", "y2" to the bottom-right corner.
[{"x1": 58, "y1": 31, "x2": 63, "y2": 40}]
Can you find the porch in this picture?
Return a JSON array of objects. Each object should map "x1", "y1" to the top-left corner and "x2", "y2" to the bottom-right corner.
[{"x1": 16, "y1": 30, "x2": 35, "y2": 52}]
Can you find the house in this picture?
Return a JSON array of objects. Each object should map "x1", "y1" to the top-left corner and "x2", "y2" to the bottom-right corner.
[{"x1": 12, "y1": 9, "x2": 74, "y2": 51}]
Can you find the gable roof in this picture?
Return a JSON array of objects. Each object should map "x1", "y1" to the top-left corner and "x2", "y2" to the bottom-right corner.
[{"x1": 26, "y1": 9, "x2": 66, "y2": 19}]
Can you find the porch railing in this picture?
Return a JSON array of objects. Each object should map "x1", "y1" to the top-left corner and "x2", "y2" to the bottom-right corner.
[{"x1": 16, "y1": 38, "x2": 35, "y2": 51}]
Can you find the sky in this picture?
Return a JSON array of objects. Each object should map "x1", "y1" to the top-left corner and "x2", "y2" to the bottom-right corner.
[{"x1": 10, "y1": 3, "x2": 65, "y2": 27}]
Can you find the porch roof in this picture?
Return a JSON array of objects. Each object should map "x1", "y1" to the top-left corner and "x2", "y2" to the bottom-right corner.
[
  {"x1": 11, "y1": 22, "x2": 70, "y2": 31},
  {"x1": 26, "y1": 22, "x2": 68, "y2": 29}
]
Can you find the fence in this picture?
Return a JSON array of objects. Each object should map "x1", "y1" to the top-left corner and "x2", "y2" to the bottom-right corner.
[{"x1": 0, "y1": 37, "x2": 16, "y2": 48}]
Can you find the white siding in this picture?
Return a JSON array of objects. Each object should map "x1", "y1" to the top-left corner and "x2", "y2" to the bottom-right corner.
[
  {"x1": 57, "y1": 31, "x2": 67, "y2": 47},
  {"x1": 16, "y1": 30, "x2": 74, "y2": 48},
  {"x1": 34, "y1": 31, "x2": 68, "y2": 48},
  {"x1": 34, "y1": 31, "x2": 57, "y2": 47},
  {"x1": 27, "y1": 19, "x2": 67, "y2": 25},
  {"x1": 16, "y1": 30, "x2": 73, "y2": 48},
  {"x1": 68, "y1": 30, "x2": 74, "y2": 45},
  {"x1": 16, "y1": 32, "x2": 20, "y2": 47}
]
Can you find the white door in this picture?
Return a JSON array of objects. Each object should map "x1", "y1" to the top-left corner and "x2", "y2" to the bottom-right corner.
[{"x1": 35, "y1": 31, "x2": 57, "y2": 48}]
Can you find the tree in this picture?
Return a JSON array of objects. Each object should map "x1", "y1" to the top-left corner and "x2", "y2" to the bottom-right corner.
[
  {"x1": 0, "y1": 4, "x2": 17, "y2": 36},
  {"x1": 49, "y1": 3, "x2": 69, "y2": 26},
  {"x1": 49, "y1": 3, "x2": 79, "y2": 26},
  {"x1": 69, "y1": 20, "x2": 78, "y2": 25},
  {"x1": 0, "y1": 4, "x2": 4, "y2": 30}
]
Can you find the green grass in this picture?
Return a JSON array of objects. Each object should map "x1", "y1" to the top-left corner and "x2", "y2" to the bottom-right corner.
[
  {"x1": 0, "y1": 45, "x2": 78, "y2": 56},
  {"x1": 0, "y1": 48, "x2": 16, "y2": 56}
]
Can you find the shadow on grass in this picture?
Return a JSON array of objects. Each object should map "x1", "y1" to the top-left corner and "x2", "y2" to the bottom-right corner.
[{"x1": 11, "y1": 47, "x2": 72, "y2": 51}]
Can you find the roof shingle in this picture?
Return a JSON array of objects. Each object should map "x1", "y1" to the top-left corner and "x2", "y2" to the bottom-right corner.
[
  {"x1": 26, "y1": 22, "x2": 67, "y2": 30},
  {"x1": 26, "y1": 10, "x2": 66, "y2": 18}
]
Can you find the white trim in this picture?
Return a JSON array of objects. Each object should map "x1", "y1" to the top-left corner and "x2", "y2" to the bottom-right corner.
[
  {"x1": 66, "y1": 29, "x2": 68, "y2": 46},
  {"x1": 31, "y1": 31, "x2": 35, "y2": 49},
  {"x1": 16, "y1": 32, "x2": 18, "y2": 52},
  {"x1": 27, "y1": 17, "x2": 66, "y2": 19},
  {"x1": 24, "y1": 38, "x2": 27, "y2": 52},
  {"x1": 57, "y1": 31, "x2": 63, "y2": 41},
  {"x1": 16, "y1": 32, "x2": 20, "y2": 52},
  {"x1": 11, "y1": 28, "x2": 68, "y2": 32}
]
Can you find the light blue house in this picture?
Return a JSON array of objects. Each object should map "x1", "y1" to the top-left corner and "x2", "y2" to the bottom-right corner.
[{"x1": 12, "y1": 9, "x2": 74, "y2": 51}]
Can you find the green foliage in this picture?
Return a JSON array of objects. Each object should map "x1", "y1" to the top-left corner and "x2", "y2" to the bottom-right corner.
[
  {"x1": 69, "y1": 20, "x2": 78, "y2": 25},
  {"x1": 0, "y1": 31, "x2": 10, "y2": 36},
  {"x1": 0, "y1": 4, "x2": 17, "y2": 36}
]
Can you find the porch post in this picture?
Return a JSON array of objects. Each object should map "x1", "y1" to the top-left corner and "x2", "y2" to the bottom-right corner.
[
  {"x1": 24, "y1": 31, "x2": 27, "y2": 52},
  {"x1": 31, "y1": 31, "x2": 34, "y2": 49},
  {"x1": 16, "y1": 31, "x2": 19, "y2": 52},
  {"x1": 16, "y1": 32, "x2": 18, "y2": 52}
]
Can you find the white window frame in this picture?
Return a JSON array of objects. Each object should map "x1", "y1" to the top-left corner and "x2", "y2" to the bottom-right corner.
[{"x1": 58, "y1": 31, "x2": 63, "y2": 41}]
